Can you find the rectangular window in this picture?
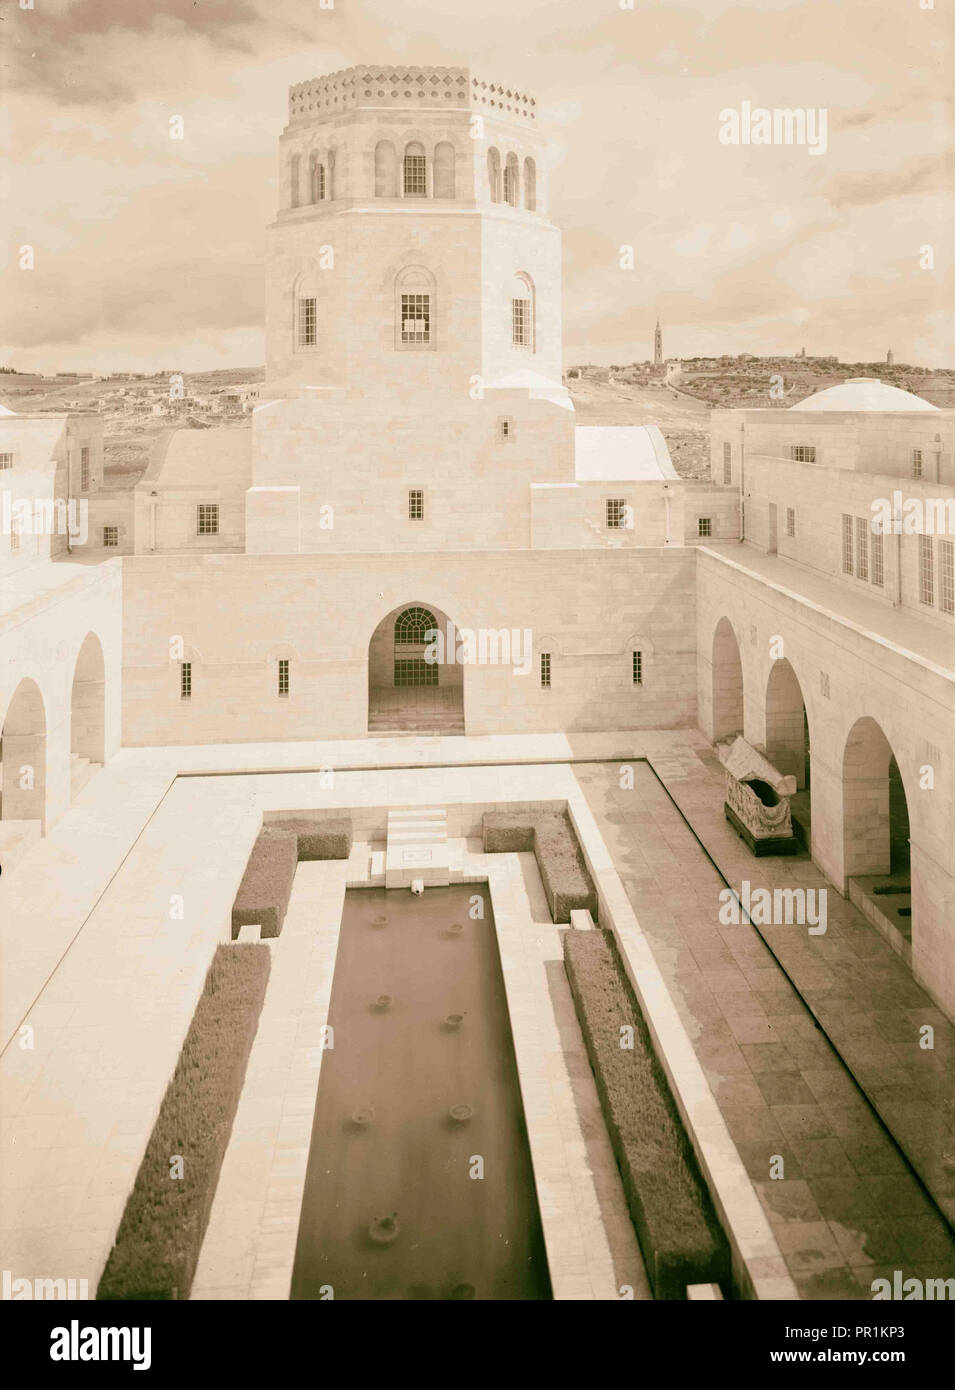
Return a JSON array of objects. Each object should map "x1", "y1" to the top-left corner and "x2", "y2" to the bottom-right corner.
[
  {"x1": 511, "y1": 298, "x2": 531, "y2": 348},
  {"x1": 912, "y1": 449, "x2": 923, "y2": 479},
  {"x1": 919, "y1": 534, "x2": 934, "y2": 606},
  {"x1": 698, "y1": 516, "x2": 712, "y2": 538},
  {"x1": 80, "y1": 446, "x2": 90, "y2": 492},
  {"x1": 786, "y1": 507, "x2": 795, "y2": 538},
  {"x1": 180, "y1": 662, "x2": 192, "y2": 700},
  {"x1": 298, "y1": 297, "x2": 317, "y2": 347},
  {"x1": 403, "y1": 154, "x2": 426, "y2": 196},
  {"x1": 197, "y1": 503, "x2": 219, "y2": 536},
  {"x1": 791, "y1": 445, "x2": 817, "y2": 463},
  {"x1": 855, "y1": 516, "x2": 868, "y2": 580},
  {"x1": 722, "y1": 441, "x2": 732, "y2": 484},
  {"x1": 871, "y1": 527, "x2": 884, "y2": 587},
  {"x1": 499, "y1": 417, "x2": 513, "y2": 441},
  {"x1": 401, "y1": 293, "x2": 430, "y2": 345},
  {"x1": 0, "y1": 453, "x2": 13, "y2": 470},
  {"x1": 103, "y1": 525, "x2": 118, "y2": 548},
  {"x1": 408, "y1": 488, "x2": 424, "y2": 521},
  {"x1": 842, "y1": 514, "x2": 853, "y2": 574},
  {"x1": 606, "y1": 497, "x2": 629, "y2": 529},
  {"x1": 540, "y1": 652, "x2": 551, "y2": 688},
  {"x1": 278, "y1": 658, "x2": 290, "y2": 697},
  {"x1": 632, "y1": 650, "x2": 642, "y2": 685},
  {"x1": 940, "y1": 539, "x2": 954, "y2": 615}
]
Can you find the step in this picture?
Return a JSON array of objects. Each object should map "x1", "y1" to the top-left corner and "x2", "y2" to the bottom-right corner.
[{"x1": 385, "y1": 806, "x2": 450, "y2": 889}]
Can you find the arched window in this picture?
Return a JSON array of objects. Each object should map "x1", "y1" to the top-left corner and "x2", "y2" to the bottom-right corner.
[
  {"x1": 403, "y1": 141, "x2": 426, "y2": 197},
  {"x1": 487, "y1": 148, "x2": 501, "y2": 203},
  {"x1": 395, "y1": 606, "x2": 438, "y2": 644},
  {"x1": 289, "y1": 154, "x2": 301, "y2": 208},
  {"x1": 294, "y1": 274, "x2": 319, "y2": 350},
  {"x1": 504, "y1": 153, "x2": 520, "y2": 207},
  {"x1": 310, "y1": 156, "x2": 325, "y2": 203},
  {"x1": 433, "y1": 141, "x2": 455, "y2": 198},
  {"x1": 510, "y1": 272, "x2": 534, "y2": 350},
  {"x1": 395, "y1": 266, "x2": 436, "y2": 350},
  {"x1": 375, "y1": 140, "x2": 398, "y2": 197},
  {"x1": 325, "y1": 149, "x2": 336, "y2": 200},
  {"x1": 523, "y1": 157, "x2": 537, "y2": 211}
]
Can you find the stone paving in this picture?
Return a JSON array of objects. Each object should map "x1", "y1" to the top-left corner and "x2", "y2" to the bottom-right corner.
[{"x1": 574, "y1": 760, "x2": 955, "y2": 1300}]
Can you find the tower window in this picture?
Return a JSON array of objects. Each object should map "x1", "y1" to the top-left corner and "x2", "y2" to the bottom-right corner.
[
  {"x1": 512, "y1": 297, "x2": 531, "y2": 348},
  {"x1": 698, "y1": 516, "x2": 712, "y2": 538},
  {"x1": 197, "y1": 503, "x2": 219, "y2": 536},
  {"x1": 103, "y1": 525, "x2": 118, "y2": 548},
  {"x1": 80, "y1": 446, "x2": 90, "y2": 492},
  {"x1": 403, "y1": 152, "x2": 426, "y2": 196},
  {"x1": 408, "y1": 488, "x2": 424, "y2": 520},
  {"x1": 842, "y1": 513, "x2": 853, "y2": 574},
  {"x1": 312, "y1": 161, "x2": 325, "y2": 202},
  {"x1": 401, "y1": 293, "x2": 430, "y2": 345},
  {"x1": 523, "y1": 157, "x2": 537, "y2": 211},
  {"x1": 278, "y1": 658, "x2": 290, "y2": 697},
  {"x1": 504, "y1": 155, "x2": 520, "y2": 207},
  {"x1": 632, "y1": 650, "x2": 642, "y2": 685},
  {"x1": 540, "y1": 652, "x2": 551, "y2": 688},
  {"x1": 0, "y1": 453, "x2": 13, "y2": 470},
  {"x1": 722, "y1": 442, "x2": 732, "y2": 484},
  {"x1": 786, "y1": 507, "x2": 795, "y2": 537},
  {"x1": 180, "y1": 662, "x2": 192, "y2": 700},
  {"x1": 912, "y1": 449, "x2": 923, "y2": 478},
  {"x1": 606, "y1": 497, "x2": 629, "y2": 529},
  {"x1": 499, "y1": 416, "x2": 514, "y2": 442},
  {"x1": 919, "y1": 534, "x2": 934, "y2": 606},
  {"x1": 298, "y1": 296, "x2": 317, "y2": 348},
  {"x1": 791, "y1": 444, "x2": 816, "y2": 463}
]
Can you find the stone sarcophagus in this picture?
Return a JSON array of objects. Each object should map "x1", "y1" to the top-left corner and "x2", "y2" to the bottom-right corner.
[{"x1": 718, "y1": 737, "x2": 800, "y2": 856}]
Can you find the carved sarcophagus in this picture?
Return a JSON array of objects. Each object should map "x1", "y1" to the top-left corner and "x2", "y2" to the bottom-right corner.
[{"x1": 717, "y1": 736, "x2": 800, "y2": 856}]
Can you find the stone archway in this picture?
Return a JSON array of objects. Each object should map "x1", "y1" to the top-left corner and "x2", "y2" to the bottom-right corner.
[
  {"x1": 765, "y1": 657, "x2": 811, "y2": 847},
  {"x1": 1, "y1": 678, "x2": 47, "y2": 826},
  {"x1": 711, "y1": 617, "x2": 744, "y2": 742},
  {"x1": 843, "y1": 715, "x2": 913, "y2": 945},
  {"x1": 368, "y1": 602, "x2": 464, "y2": 734},
  {"x1": 70, "y1": 632, "x2": 106, "y2": 801}
]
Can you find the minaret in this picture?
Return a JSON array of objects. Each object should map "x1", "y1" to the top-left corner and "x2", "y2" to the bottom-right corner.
[
  {"x1": 886, "y1": 347, "x2": 894, "y2": 366},
  {"x1": 654, "y1": 319, "x2": 663, "y2": 367}
]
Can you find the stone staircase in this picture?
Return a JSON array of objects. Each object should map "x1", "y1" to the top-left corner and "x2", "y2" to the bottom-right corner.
[{"x1": 384, "y1": 807, "x2": 450, "y2": 888}]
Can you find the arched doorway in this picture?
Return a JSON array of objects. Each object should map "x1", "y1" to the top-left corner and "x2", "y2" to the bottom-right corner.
[
  {"x1": 764, "y1": 657, "x2": 811, "y2": 845},
  {"x1": 368, "y1": 602, "x2": 464, "y2": 734},
  {"x1": 1, "y1": 678, "x2": 47, "y2": 827},
  {"x1": 711, "y1": 617, "x2": 743, "y2": 742},
  {"x1": 70, "y1": 632, "x2": 106, "y2": 800},
  {"x1": 843, "y1": 716, "x2": 912, "y2": 944}
]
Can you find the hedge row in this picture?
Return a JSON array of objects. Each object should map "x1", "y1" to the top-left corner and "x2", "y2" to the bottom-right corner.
[
  {"x1": 97, "y1": 944, "x2": 271, "y2": 1301},
  {"x1": 564, "y1": 927, "x2": 730, "y2": 1299},
  {"x1": 231, "y1": 816, "x2": 353, "y2": 939},
  {"x1": 483, "y1": 808, "x2": 597, "y2": 923}
]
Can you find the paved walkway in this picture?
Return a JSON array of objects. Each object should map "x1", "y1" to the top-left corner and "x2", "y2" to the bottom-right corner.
[{"x1": 575, "y1": 760, "x2": 955, "y2": 1299}]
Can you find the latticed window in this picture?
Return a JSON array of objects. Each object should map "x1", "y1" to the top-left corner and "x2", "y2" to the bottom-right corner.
[
  {"x1": 103, "y1": 526, "x2": 118, "y2": 548},
  {"x1": 0, "y1": 453, "x2": 13, "y2": 470},
  {"x1": 786, "y1": 507, "x2": 795, "y2": 537},
  {"x1": 408, "y1": 488, "x2": 424, "y2": 520},
  {"x1": 722, "y1": 442, "x2": 731, "y2": 484},
  {"x1": 919, "y1": 534, "x2": 934, "y2": 606},
  {"x1": 298, "y1": 297, "x2": 317, "y2": 347},
  {"x1": 403, "y1": 153, "x2": 426, "y2": 196},
  {"x1": 791, "y1": 444, "x2": 816, "y2": 463},
  {"x1": 80, "y1": 446, "x2": 90, "y2": 492},
  {"x1": 180, "y1": 662, "x2": 192, "y2": 699},
  {"x1": 940, "y1": 539, "x2": 954, "y2": 615},
  {"x1": 540, "y1": 652, "x2": 551, "y2": 688},
  {"x1": 632, "y1": 650, "x2": 642, "y2": 685},
  {"x1": 197, "y1": 503, "x2": 219, "y2": 536},
  {"x1": 395, "y1": 606, "x2": 438, "y2": 644},
  {"x1": 912, "y1": 449, "x2": 923, "y2": 479},
  {"x1": 499, "y1": 417, "x2": 513, "y2": 442},
  {"x1": 855, "y1": 516, "x2": 868, "y2": 580},
  {"x1": 698, "y1": 517, "x2": 712, "y2": 537},
  {"x1": 606, "y1": 497, "x2": 629, "y2": 529},
  {"x1": 401, "y1": 293, "x2": 431, "y2": 345},
  {"x1": 278, "y1": 659, "x2": 290, "y2": 697},
  {"x1": 512, "y1": 297, "x2": 531, "y2": 347},
  {"x1": 871, "y1": 528, "x2": 884, "y2": 587},
  {"x1": 504, "y1": 160, "x2": 519, "y2": 207},
  {"x1": 842, "y1": 514, "x2": 853, "y2": 574},
  {"x1": 313, "y1": 162, "x2": 325, "y2": 202}
]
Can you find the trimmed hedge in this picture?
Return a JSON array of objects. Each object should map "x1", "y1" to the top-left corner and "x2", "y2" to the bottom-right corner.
[
  {"x1": 231, "y1": 816, "x2": 353, "y2": 939},
  {"x1": 564, "y1": 928, "x2": 730, "y2": 1299},
  {"x1": 97, "y1": 944, "x2": 270, "y2": 1301},
  {"x1": 484, "y1": 808, "x2": 597, "y2": 923}
]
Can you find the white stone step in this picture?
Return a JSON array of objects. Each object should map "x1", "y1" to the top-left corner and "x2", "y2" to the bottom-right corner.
[{"x1": 385, "y1": 806, "x2": 450, "y2": 888}]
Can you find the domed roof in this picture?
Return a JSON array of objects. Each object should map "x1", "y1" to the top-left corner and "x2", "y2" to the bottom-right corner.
[{"x1": 791, "y1": 378, "x2": 938, "y2": 412}]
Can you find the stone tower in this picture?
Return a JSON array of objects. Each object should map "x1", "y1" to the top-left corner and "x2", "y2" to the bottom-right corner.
[
  {"x1": 886, "y1": 347, "x2": 894, "y2": 366},
  {"x1": 654, "y1": 319, "x2": 663, "y2": 367}
]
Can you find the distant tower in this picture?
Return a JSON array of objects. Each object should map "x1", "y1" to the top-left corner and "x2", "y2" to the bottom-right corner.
[
  {"x1": 800, "y1": 346, "x2": 806, "y2": 359},
  {"x1": 654, "y1": 319, "x2": 663, "y2": 367},
  {"x1": 886, "y1": 348, "x2": 894, "y2": 366}
]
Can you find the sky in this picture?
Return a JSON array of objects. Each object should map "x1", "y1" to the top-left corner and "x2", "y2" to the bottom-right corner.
[{"x1": 1, "y1": 0, "x2": 952, "y2": 372}]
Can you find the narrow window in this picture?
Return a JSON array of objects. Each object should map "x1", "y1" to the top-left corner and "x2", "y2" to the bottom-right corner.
[
  {"x1": 0, "y1": 453, "x2": 13, "y2": 470},
  {"x1": 103, "y1": 525, "x2": 118, "y2": 548},
  {"x1": 940, "y1": 539, "x2": 954, "y2": 614},
  {"x1": 698, "y1": 517, "x2": 712, "y2": 538},
  {"x1": 197, "y1": 503, "x2": 219, "y2": 536},
  {"x1": 278, "y1": 658, "x2": 290, "y2": 697},
  {"x1": 540, "y1": 652, "x2": 551, "y2": 688},
  {"x1": 632, "y1": 650, "x2": 642, "y2": 685},
  {"x1": 298, "y1": 296, "x2": 317, "y2": 348},
  {"x1": 512, "y1": 296, "x2": 531, "y2": 348},
  {"x1": 408, "y1": 488, "x2": 424, "y2": 520},
  {"x1": 289, "y1": 155, "x2": 300, "y2": 208},
  {"x1": 80, "y1": 446, "x2": 90, "y2": 492},
  {"x1": 919, "y1": 534, "x2": 934, "y2": 606},
  {"x1": 912, "y1": 449, "x2": 923, "y2": 479},
  {"x1": 312, "y1": 161, "x2": 325, "y2": 202},
  {"x1": 786, "y1": 507, "x2": 795, "y2": 537},
  {"x1": 606, "y1": 497, "x2": 628, "y2": 529},
  {"x1": 180, "y1": 662, "x2": 192, "y2": 700},
  {"x1": 722, "y1": 441, "x2": 731, "y2": 484},
  {"x1": 499, "y1": 416, "x2": 513, "y2": 442},
  {"x1": 523, "y1": 157, "x2": 537, "y2": 211},
  {"x1": 791, "y1": 444, "x2": 816, "y2": 463},
  {"x1": 842, "y1": 514, "x2": 853, "y2": 574},
  {"x1": 403, "y1": 147, "x2": 426, "y2": 197},
  {"x1": 504, "y1": 155, "x2": 519, "y2": 207},
  {"x1": 871, "y1": 527, "x2": 884, "y2": 587},
  {"x1": 856, "y1": 516, "x2": 868, "y2": 580},
  {"x1": 401, "y1": 293, "x2": 430, "y2": 345},
  {"x1": 433, "y1": 142, "x2": 455, "y2": 198}
]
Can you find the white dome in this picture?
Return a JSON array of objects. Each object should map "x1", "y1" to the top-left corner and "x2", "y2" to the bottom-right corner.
[{"x1": 791, "y1": 378, "x2": 938, "y2": 412}]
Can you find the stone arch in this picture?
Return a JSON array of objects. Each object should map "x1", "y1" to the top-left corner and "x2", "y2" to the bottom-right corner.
[
  {"x1": 374, "y1": 139, "x2": 398, "y2": 196},
  {"x1": 368, "y1": 601, "x2": 464, "y2": 733},
  {"x1": 70, "y1": 632, "x2": 105, "y2": 779},
  {"x1": 842, "y1": 716, "x2": 911, "y2": 882},
  {"x1": 504, "y1": 152, "x2": 520, "y2": 206},
  {"x1": 523, "y1": 156, "x2": 537, "y2": 211},
  {"x1": 1, "y1": 677, "x2": 47, "y2": 826},
  {"x1": 487, "y1": 147, "x2": 502, "y2": 203},
  {"x1": 711, "y1": 617, "x2": 744, "y2": 742},
  {"x1": 764, "y1": 657, "x2": 810, "y2": 791},
  {"x1": 433, "y1": 140, "x2": 455, "y2": 198}
]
